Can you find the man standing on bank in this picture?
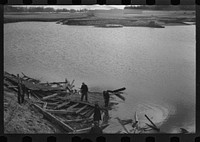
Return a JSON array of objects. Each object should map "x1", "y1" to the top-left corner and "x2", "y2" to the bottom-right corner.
[
  {"x1": 103, "y1": 90, "x2": 110, "y2": 107},
  {"x1": 17, "y1": 74, "x2": 22, "y2": 104},
  {"x1": 17, "y1": 74, "x2": 25, "y2": 104},
  {"x1": 80, "y1": 82, "x2": 88, "y2": 102},
  {"x1": 93, "y1": 103, "x2": 102, "y2": 125}
]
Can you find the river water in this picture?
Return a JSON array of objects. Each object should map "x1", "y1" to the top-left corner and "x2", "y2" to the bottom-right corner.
[{"x1": 4, "y1": 22, "x2": 195, "y2": 133}]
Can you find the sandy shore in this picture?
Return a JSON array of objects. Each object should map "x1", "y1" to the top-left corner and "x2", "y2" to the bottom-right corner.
[{"x1": 4, "y1": 88, "x2": 61, "y2": 133}]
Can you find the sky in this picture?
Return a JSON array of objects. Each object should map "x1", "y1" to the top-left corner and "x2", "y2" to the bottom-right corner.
[{"x1": 15, "y1": 5, "x2": 127, "y2": 10}]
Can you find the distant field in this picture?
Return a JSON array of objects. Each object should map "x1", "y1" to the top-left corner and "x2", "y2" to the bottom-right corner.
[
  {"x1": 4, "y1": 11, "x2": 195, "y2": 28},
  {"x1": 4, "y1": 12, "x2": 88, "y2": 23}
]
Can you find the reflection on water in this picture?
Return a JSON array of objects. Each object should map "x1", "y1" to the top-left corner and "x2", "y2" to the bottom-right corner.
[{"x1": 4, "y1": 22, "x2": 195, "y2": 133}]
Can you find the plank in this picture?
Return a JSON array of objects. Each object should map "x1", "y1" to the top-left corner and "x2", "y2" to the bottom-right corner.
[
  {"x1": 54, "y1": 102, "x2": 70, "y2": 109},
  {"x1": 71, "y1": 127, "x2": 91, "y2": 134},
  {"x1": 70, "y1": 100, "x2": 106, "y2": 111},
  {"x1": 75, "y1": 105, "x2": 88, "y2": 114},
  {"x1": 112, "y1": 93, "x2": 125, "y2": 101},
  {"x1": 46, "y1": 109, "x2": 74, "y2": 114},
  {"x1": 7, "y1": 86, "x2": 18, "y2": 88},
  {"x1": 84, "y1": 109, "x2": 94, "y2": 118},
  {"x1": 116, "y1": 117, "x2": 130, "y2": 133},
  {"x1": 70, "y1": 123, "x2": 109, "y2": 134},
  {"x1": 32, "y1": 104, "x2": 74, "y2": 132},
  {"x1": 111, "y1": 87, "x2": 126, "y2": 93},
  {"x1": 42, "y1": 93, "x2": 59, "y2": 100},
  {"x1": 80, "y1": 108, "x2": 92, "y2": 116},
  {"x1": 67, "y1": 103, "x2": 79, "y2": 110},
  {"x1": 65, "y1": 118, "x2": 93, "y2": 123}
]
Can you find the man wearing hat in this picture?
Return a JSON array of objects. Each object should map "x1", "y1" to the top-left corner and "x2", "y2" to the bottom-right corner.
[{"x1": 80, "y1": 82, "x2": 88, "y2": 102}]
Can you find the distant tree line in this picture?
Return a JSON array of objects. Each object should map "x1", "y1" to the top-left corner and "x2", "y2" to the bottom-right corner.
[
  {"x1": 4, "y1": 5, "x2": 88, "y2": 13},
  {"x1": 124, "y1": 5, "x2": 195, "y2": 10}
]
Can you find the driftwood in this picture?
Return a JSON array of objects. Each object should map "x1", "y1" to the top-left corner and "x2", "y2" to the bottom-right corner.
[{"x1": 32, "y1": 104, "x2": 74, "y2": 132}]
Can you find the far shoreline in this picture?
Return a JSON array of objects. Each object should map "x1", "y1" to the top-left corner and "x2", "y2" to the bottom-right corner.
[{"x1": 4, "y1": 11, "x2": 195, "y2": 28}]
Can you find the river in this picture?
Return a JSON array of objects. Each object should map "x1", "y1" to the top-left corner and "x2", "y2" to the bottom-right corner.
[{"x1": 4, "y1": 22, "x2": 195, "y2": 133}]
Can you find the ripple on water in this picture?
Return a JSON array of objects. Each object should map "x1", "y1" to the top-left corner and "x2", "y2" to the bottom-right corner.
[{"x1": 136, "y1": 103, "x2": 176, "y2": 128}]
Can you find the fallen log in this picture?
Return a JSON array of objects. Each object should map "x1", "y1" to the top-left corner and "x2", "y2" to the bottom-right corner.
[{"x1": 32, "y1": 104, "x2": 74, "y2": 132}]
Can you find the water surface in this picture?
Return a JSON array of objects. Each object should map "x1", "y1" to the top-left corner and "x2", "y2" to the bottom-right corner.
[{"x1": 4, "y1": 22, "x2": 195, "y2": 133}]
